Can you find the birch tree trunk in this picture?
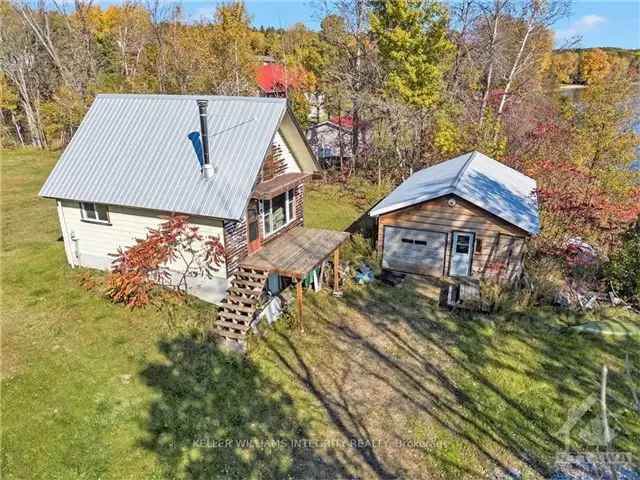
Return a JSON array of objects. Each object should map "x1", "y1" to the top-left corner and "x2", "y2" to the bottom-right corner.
[
  {"x1": 479, "y1": 1, "x2": 504, "y2": 126},
  {"x1": 495, "y1": 19, "x2": 534, "y2": 119}
]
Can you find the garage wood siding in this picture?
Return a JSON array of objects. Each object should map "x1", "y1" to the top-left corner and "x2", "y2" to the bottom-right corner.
[
  {"x1": 377, "y1": 195, "x2": 527, "y2": 277},
  {"x1": 59, "y1": 200, "x2": 227, "y2": 278}
]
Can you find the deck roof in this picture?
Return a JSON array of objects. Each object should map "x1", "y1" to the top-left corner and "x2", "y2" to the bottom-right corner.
[
  {"x1": 241, "y1": 227, "x2": 350, "y2": 278},
  {"x1": 252, "y1": 173, "x2": 311, "y2": 200}
]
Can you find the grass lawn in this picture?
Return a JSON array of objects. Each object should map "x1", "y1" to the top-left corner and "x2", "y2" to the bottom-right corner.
[{"x1": 2, "y1": 149, "x2": 639, "y2": 479}]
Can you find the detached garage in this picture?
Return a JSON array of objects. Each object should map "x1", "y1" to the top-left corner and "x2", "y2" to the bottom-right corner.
[{"x1": 370, "y1": 152, "x2": 540, "y2": 282}]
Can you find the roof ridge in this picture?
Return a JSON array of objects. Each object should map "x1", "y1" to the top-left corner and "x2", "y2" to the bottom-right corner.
[
  {"x1": 451, "y1": 151, "x2": 477, "y2": 189},
  {"x1": 95, "y1": 93, "x2": 286, "y2": 103}
]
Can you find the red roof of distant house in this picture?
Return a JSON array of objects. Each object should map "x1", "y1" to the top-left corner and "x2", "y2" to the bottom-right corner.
[
  {"x1": 330, "y1": 116, "x2": 353, "y2": 129},
  {"x1": 256, "y1": 64, "x2": 304, "y2": 93}
]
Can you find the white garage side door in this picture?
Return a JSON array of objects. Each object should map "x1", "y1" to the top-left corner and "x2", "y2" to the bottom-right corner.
[{"x1": 382, "y1": 227, "x2": 447, "y2": 276}]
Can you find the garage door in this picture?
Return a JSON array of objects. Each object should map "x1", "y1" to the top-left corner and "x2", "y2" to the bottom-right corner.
[{"x1": 382, "y1": 226, "x2": 447, "y2": 276}]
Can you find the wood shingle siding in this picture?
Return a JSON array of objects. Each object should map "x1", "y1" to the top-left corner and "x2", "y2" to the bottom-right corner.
[
  {"x1": 223, "y1": 217, "x2": 248, "y2": 278},
  {"x1": 377, "y1": 194, "x2": 528, "y2": 279},
  {"x1": 260, "y1": 143, "x2": 287, "y2": 181},
  {"x1": 223, "y1": 183, "x2": 305, "y2": 277}
]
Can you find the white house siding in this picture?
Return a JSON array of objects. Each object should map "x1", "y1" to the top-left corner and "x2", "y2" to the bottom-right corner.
[
  {"x1": 58, "y1": 200, "x2": 230, "y2": 303},
  {"x1": 273, "y1": 131, "x2": 301, "y2": 174}
]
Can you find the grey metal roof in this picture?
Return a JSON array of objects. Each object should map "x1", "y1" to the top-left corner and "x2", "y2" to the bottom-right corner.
[
  {"x1": 39, "y1": 94, "x2": 290, "y2": 220},
  {"x1": 370, "y1": 151, "x2": 540, "y2": 235}
]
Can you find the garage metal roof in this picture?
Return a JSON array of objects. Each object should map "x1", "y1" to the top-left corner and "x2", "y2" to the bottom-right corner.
[
  {"x1": 370, "y1": 151, "x2": 540, "y2": 235},
  {"x1": 39, "y1": 94, "x2": 289, "y2": 221}
]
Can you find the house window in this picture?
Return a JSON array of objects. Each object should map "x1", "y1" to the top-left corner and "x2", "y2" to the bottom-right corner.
[
  {"x1": 287, "y1": 188, "x2": 295, "y2": 221},
  {"x1": 261, "y1": 189, "x2": 295, "y2": 236},
  {"x1": 455, "y1": 235, "x2": 470, "y2": 254},
  {"x1": 80, "y1": 202, "x2": 110, "y2": 224}
]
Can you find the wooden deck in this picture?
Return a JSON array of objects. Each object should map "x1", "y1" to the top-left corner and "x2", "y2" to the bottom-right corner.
[{"x1": 240, "y1": 227, "x2": 350, "y2": 279}]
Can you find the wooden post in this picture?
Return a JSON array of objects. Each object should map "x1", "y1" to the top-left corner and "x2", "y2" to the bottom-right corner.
[
  {"x1": 296, "y1": 279, "x2": 304, "y2": 333},
  {"x1": 333, "y1": 247, "x2": 340, "y2": 294}
]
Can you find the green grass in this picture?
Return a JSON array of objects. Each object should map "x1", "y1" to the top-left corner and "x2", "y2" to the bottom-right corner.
[{"x1": 2, "y1": 149, "x2": 639, "y2": 479}]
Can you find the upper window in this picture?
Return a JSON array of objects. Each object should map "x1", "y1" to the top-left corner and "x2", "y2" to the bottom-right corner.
[
  {"x1": 261, "y1": 189, "x2": 295, "y2": 236},
  {"x1": 80, "y1": 202, "x2": 110, "y2": 224}
]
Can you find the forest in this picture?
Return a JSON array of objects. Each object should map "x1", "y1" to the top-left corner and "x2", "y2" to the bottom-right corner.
[{"x1": 1, "y1": 0, "x2": 639, "y2": 297}]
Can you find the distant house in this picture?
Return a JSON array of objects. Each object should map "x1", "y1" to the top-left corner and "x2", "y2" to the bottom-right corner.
[
  {"x1": 40, "y1": 94, "x2": 349, "y2": 345},
  {"x1": 306, "y1": 120, "x2": 353, "y2": 168},
  {"x1": 255, "y1": 63, "x2": 307, "y2": 97},
  {"x1": 370, "y1": 152, "x2": 539, "y2": 281}
]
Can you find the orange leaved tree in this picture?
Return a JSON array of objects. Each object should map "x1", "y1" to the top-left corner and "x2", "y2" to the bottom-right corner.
[{"x1": 106, "y1": 215, "x2": 225, "y2": 308}]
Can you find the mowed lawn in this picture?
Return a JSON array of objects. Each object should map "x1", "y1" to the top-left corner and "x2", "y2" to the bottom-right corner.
[{"x1": 2, "y1": 149, "x2": 639, "y2": 479}]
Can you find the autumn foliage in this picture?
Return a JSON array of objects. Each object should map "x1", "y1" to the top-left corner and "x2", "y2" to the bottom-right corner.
[
  {"x1": 531, "y1": 159, "x2": 640, "y2": 251},
  {"x1": 106, "y1": 215, "x2": 225, "y2": 308}
]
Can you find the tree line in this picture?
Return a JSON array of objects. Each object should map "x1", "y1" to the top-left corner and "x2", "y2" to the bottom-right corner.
[
  {"x1": 1, "y1": 0, "x2": 639, "y2": 253},
  {"x1": 551, "y1": 48, "x2": 640, "y2": 85}
]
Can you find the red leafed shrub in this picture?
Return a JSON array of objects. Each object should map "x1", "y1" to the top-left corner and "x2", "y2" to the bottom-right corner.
[
  {"x1": 106, "y1": 215, "x2": 225, "y2": 308},
  {"x1": 530, "y1": 159, "x2": 640, "y2": 254}
]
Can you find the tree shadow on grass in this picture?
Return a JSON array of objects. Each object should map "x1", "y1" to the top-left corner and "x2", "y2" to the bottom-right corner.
[
  {"x1": 340, "y1": 283, "x2": 640, "y2": 475},
  {"x1": 139, "y1": 334, "x2": 347, "y2": 480},
  {"x1": 251, "y1": 279, "x2": 638, "y2": 477}
]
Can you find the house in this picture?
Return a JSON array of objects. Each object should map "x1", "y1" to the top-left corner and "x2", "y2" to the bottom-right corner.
[
  {"x1": 306, "y1": 120, "x2": 353, "y2": 168},
  {"x1": 370, "y1": 151, "x2": 539, "y2": 281},
  {"x1": 255, "y1": 63, "x2": 306, "y2": 97},
  {"x1": 39, "y1": 94, "x2": 349, "y2": 344},
  {"x1": 254, "y1": 61, "x2": 325, "y2": 121}
]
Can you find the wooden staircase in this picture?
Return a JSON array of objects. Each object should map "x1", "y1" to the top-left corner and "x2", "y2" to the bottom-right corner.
[{"x1": 214, "y1": 266, "x2": 269, "y2": 344}]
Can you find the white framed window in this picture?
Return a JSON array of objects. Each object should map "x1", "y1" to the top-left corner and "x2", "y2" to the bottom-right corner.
[
  {"x1": 287, "y1": 188, "x2": 295, "y2": 222},
  {"x1": 261, "y1": 189, "x2": 296, "y2": 236},
  {"x1": 80, "y1": 202, "x2": 110, "y2": 224}
]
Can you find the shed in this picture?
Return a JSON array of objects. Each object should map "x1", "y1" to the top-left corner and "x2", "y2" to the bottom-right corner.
[{"x1": 370, "y1": 152, "x2": 539, "y2": 281}]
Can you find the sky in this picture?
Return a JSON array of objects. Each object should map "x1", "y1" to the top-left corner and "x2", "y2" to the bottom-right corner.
[{"x1": 96, "y1": 0, "x2": 640, "y2": 50}]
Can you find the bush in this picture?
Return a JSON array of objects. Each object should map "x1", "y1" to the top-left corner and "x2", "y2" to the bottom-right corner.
[
  {"x1": 480, "y1": 281, "x2": 534, "y2": 313},
  {"x1": 342, "y1": 233, "x2": 375, "y2": 267},
  {"x1": 605, "y1": 226, "x2": 640, "y2": 302},
  {"x1": 524, "y1": 255, "x2": 567, "y2": 304}
]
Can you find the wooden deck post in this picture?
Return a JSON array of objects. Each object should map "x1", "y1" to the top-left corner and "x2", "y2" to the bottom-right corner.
[
  {"x1": 296, "y1": 279, "x2": 304, "y2": 333},
  {"x1": 333, "y1": 247, "x2": 340, "y2": 294}
]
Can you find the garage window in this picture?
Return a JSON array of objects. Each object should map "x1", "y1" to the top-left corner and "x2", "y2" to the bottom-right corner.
[{"x1": 401, "y1": 238, "x2": 428, "y2": 246}]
